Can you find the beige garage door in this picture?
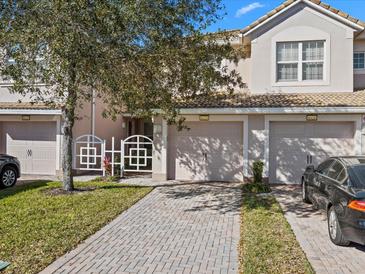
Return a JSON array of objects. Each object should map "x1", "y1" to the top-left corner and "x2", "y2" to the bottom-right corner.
[
  {"x1": 168, "y1": 121, "x2": 243, "y2": 181},
  {"x1": 4, "y1": 122, "x2": 57, "y2": 175},
  {"x1": 269, "y1": 121, "x2": 355, "y2": 184}
]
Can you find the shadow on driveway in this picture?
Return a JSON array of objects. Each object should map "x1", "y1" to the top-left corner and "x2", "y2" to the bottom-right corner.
[
  {"x1": 272, "y1": 184, "x2": 324, "y2": 219},
  {"x1": 161, "y1": 182, "x2": 243, "y2": 214}
]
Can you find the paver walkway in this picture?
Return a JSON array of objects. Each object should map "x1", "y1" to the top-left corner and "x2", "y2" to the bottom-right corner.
[
  {"x1": 272, "y1": 185, "x2": 365, "y2": 274},
  {"x1": 40, "y1": 182, "x2": 242, "y2": 274}
]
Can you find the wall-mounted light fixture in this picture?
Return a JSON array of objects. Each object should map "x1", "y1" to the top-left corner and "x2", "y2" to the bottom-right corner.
[
  {"x1": 199, "y1": 114, "x2": 209, "y2": 121},
  {"x1": 306, "y1": 114, "x2": 318, "y2": 121}
]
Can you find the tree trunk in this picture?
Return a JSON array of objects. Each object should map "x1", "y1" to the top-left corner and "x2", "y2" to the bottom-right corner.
[
  {"x1": 61, "y1": 110, "x2": 73, "y2": 191},
  {"x1": 61, "y1": 60, "x2": 78, "y2": 191},
  {"x1": 62, "y1": 89, "x2": 77, "y2": 191}
]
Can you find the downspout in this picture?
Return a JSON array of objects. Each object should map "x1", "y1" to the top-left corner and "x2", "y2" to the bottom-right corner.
[{"x1": 91, "y1": 89, "x2": 96, "y2": 136}]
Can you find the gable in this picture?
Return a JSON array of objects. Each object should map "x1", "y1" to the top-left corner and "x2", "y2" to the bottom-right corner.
[{"x1": 242, "y1": 0, "x2": 364, "y2": 37}]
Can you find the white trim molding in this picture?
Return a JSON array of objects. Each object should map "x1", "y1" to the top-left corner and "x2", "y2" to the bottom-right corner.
[
  {"x1": 0, "y1": 109, "x2": 62, "y2": 115},
  {"x1": 177, "y1": 107, "x2": 365, "y2": 115},
  {"x1": 56, "y1": 116, "x2": 62, "y2": 171},
  {"x1": 263, "y1": 114, "x2": 363, "y2": 178},
  {"x1": 161, "y1": 119, "x2": 168, "y2": 176}
]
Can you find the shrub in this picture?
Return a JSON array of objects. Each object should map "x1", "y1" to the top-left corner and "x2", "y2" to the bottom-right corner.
[
  {"x1": 103, "y1": 156, "x2": 112, "y2": 177},
  {"x1": 252, "y1": 160, "x2": 264, "y2": 184},
  {"x1": 243, "y1": 160, "x2": 271, "y2": 194}
]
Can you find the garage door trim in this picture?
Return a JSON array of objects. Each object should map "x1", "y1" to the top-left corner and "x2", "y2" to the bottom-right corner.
[
  {"x1": 169, "y1": 114, "x2": 249, "y2": 178},
  {"x1": 264, "y1": 114, "x2": 362, "y2": 179}
]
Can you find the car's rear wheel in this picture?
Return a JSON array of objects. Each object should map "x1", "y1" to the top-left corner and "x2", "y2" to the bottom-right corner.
[
  {"x1": 328, "y1": 206, "x2": 350, "y2": 246},
  {"x1": 0, "y1": 166, "x2": 17, "y2": 188},
  {"x1": 302, "y1": 179, "x2": 310, "y2": 203}
]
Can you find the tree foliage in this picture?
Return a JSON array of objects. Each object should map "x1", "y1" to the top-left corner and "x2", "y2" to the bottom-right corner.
[{"x1": 0, "y1": 0, "x2": 243, "y2": 190}]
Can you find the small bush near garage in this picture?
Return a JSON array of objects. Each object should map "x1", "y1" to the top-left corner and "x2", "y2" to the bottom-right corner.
[
  {"x1": 243, "y1": 160, "x2": 271, "y2": 193},
  {"x1": 240, "y1": 194, "x2": 314, "y2": 274},
  {"x1": 242, "y1": 182, "x2": 271, "y2": 194},
  {"x1": 252, "y1": 160, "x2": 264, "y2": 183},
  {"x1": 0, "y1": 181, "x2": 151, "y2": 274}
]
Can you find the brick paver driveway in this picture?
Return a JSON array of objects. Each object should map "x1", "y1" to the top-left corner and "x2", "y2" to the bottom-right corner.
[
  {"x1": 40, "y1": 182, "x2": 242, "y2": 274},
  {"x1": 272, "y1": 185, "x2": 365, "y2": 274}
]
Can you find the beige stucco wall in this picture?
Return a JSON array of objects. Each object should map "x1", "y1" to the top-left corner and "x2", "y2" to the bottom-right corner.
[
  {"x1": 354, "y1": 39, "x2": 365, "y2": 90},
  {"x1": 152, "y1": 116, "x2": 167, "y2": 180},
  {"x1": 73, "y1": 97, "x2": 125, "y2": 149},
  {"x1": 247, "y1": 3, "x2": 355, "y2": 93},
  {"x1": 224, "y1": 58, "x2": 251, "y2": 90},
  {"x1": 0, "y1": 85, "x2": 50, "y2": 102},
  {"x1": 247, "y1": 115, "x2": 265, "y2": 176}
]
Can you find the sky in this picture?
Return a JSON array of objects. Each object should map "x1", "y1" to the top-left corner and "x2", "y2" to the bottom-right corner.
[{"x1": 206, "y1": 0, "x2": 365, "y2": 33}]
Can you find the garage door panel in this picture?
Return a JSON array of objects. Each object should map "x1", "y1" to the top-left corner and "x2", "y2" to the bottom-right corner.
[
  {"x1": 168, "y1": 122, "x2": 243, "y2": 181},
  {"x1": 4, "y1": 122, "x2": 57, "y2": 175},
  {"x1": 312, "y1": 122, "x2": 354, "y2": 138},
  {"x1": 271, "y1": 122, "x2": 306, "y2": 136},
  {"x1": 31, "y1": 144, "x2": 57, "y2": 175},
  {"x1": 270, "y1": 121, "x2": 355, "y2": 184}
]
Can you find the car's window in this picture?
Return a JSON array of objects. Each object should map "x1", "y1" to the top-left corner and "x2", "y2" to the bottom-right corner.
[
  {"x1": 327, "y1": 161, "x2": 345, "y2": 181},
  {"x1": 336, "y1": 168, "x2": 347, "y2": 183},
  {"x1": 317, "y1": 159, "x2": 334, "y2": 176},
  {"x1": 348, "y1": 164, "x2": 365, "y2": 188}
]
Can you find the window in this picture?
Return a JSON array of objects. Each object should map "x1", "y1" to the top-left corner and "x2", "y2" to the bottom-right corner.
[
  {"x1": 327, "y1": 161, "x2": 345, "y2": 182},
  {"x1": 277, "y1": 42, "x2": 299, "y2": 81},
  {"x1": 354, "y1": 52, "x2": 365, "y2": 69},
  {"x1": 348, "y1": 165, "x2": 365, "y2": 188},
  {"x1": 276, "y1": 41, "x2": 324, "y2": 82},
  {"x1": 336, "y1": 169, "x2": 347, "y2": 183},
  {"x1": 317, "y1": 159, "x2": 334, "y2": 176}
]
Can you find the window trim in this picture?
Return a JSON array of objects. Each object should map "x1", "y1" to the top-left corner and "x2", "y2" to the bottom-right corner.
[
  {"x1": 271, "y1": 38, "x2": 330, "y2": 87},
  {"x1": 276, "y1": 40, "x2": 326, "y2": 83}
]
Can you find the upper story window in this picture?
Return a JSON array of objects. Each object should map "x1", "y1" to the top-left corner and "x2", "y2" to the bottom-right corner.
[
  {"x1": 354, "y1": 52, "x2": 365, "y2": 70},
  {"x1": 276, "y1": 40, "x2": 325, "y2": 82}
]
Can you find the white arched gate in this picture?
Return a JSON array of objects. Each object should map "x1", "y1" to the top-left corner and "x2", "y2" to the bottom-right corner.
[
  {"x1": 122, "y1": 135, "x2": 153, "y2": 174},
  {"x1": 73, "y1": 134, "x2": 153, "y2": 177},
  {"x1": 73, "y1": 135, "x2": 105, "y2": 172}
]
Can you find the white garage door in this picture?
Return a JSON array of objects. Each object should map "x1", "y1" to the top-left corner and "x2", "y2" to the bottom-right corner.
[
  {"x1": 168, "y1": 122, "x2": 243, "y2": 181},
  {"x1": 4, "y1": 122, "x2": 57, "y2": 175},
  {"x1": 269, "y1": 121, "x2": 355, "y2": 184}
]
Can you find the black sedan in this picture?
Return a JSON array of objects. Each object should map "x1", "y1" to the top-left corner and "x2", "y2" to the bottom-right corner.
[
  {"x1": 302, "y1": 156, "x2": 365, "y2": 246},
  {"x1": 0, "y1": 154, "x2": 21, "y2": 188}
]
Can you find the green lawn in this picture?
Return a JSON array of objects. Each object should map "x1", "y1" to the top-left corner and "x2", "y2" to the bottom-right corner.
[
  {"x1": 0, "y1": 181, "x2": 152, "y2": 274},
  {"x1": 240, "y1": 193, "x2": 314, "y2": 274}
]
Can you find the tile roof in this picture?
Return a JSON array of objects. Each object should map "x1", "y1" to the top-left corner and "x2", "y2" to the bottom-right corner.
[
  {"x1": 241, "y1": 0, "x2": 365, "y2": 34},
  {"x1": 176, "y1": 91, "x2": 365, "y2": 108},
  {"x1": 0, "y1": 102, "x2": 58, "y2": 110}
]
